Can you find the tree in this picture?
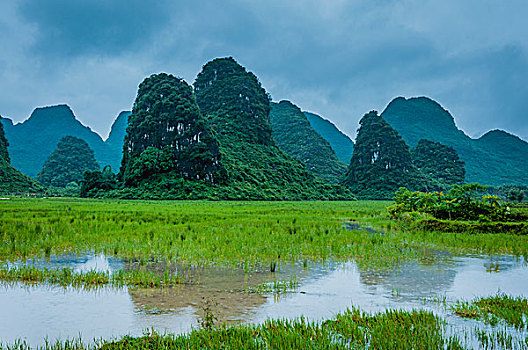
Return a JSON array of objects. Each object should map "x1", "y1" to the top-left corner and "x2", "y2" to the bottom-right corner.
[
  {"x1": 80, "y1": 166, "x2": 118, "y2": 197},
  {"x1": 120, "y1": 73, "x2": 223, "y2": 186},
  {"x1": 37, "y1": 136, "x2": 99, "y2": 187},
  {"x1": 411, "y1": 139, "x2": 465, "y2": 185}
]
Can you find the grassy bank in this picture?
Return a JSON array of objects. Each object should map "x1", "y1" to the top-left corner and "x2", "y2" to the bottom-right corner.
[{"x1": 0, "y1": 307, "x2": 464, "y2": 350}]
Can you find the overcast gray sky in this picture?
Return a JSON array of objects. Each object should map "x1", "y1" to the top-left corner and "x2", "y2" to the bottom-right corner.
[{"x1": 1, "y1": 0, "x2": 527, "y2": 141}]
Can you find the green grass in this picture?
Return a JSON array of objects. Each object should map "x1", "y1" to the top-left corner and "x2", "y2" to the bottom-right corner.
[
  {"x1": 452, "y1": 294, "x2": 528, "y2": 330},
  {"x1": 0, "y1": 307, "x2": 463, "y2": 349},
  {"x1": 0, "y1": 265, "x2": 183, "y2": 289},
  {"x1": 1, "y1": 198, "x2": 527, "y2": 288}
]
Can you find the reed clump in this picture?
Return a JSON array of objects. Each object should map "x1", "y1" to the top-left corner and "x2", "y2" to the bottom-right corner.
[
  {"x1": 452, "y1": 294, "x2": 528, "y2": 330},
  {"x1": 0, "y1": 265, "x2": 183, "y2": 289}
]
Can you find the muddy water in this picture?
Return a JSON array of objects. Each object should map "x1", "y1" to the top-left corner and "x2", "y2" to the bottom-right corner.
[{"x1": 1, "y1": 253, "x2": 527, "y2": 346}]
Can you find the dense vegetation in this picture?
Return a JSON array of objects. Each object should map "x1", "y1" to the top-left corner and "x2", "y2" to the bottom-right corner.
[
  {"x1": 304, "y1": 111, "x2": 354, "y2": 163},
  {"x1": 411, "y1": 139, "x2": 465, "y2": 185},
  {"x1": 382, "y1": 96, "x2": 528, "y2": 186},
  {"x1": 389, "y1": 184, "x2": 528, "y2": 234},
  {"x1": 36, "y1": 136, "x2": 99, "y2": 187},
  {"x1": 120, "y1": 73, "x2": 222, "y2": 187},
  {"x1": 342, "y1": 111, "x2": 431, "y2": 199},
  {"x1": 0, "y1": 117, "x2": 42, "y2": 194},
  {"x1": 192, "y1": 57, "x2": 351, "y2": 200},
  {"x1": 269, "y1": 101, "x2": 347, "y2": 183}
]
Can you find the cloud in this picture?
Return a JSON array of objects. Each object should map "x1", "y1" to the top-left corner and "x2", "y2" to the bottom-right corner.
[{"x1": 0, "y1": 0, "x2": 527, "y2": 142}]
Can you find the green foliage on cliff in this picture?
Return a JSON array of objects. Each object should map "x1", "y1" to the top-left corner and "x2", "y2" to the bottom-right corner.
[
  {"x1": 120, "y1": 73, "x2": 222, "y2": 187},
  {"x1": 382, "y1": 97, "x2": 528, "y2": 186},
  {"x1": 304, "y1": 111, "x2": 354, "y2": 163},
  {"x1": 412, "y1": 139, "x2": 465, "y2": 186},
  {"x1": 36, "y1": 136, "x2": 99, "y2": 187},
  {"x1": 342, "y1": 111, "x2": 432, "y2": 199},
  {"x1": 0, "y1": 117, "x2": 43, "y2": 194},
  {"x1": 193, "y1": 57, "x2": 351, "y2": 200},
  {"x1": 269, "y1": 101, "x2": 347, "y2": 184},
  {"x1": 194, "y1": 57, "x2": 273, "y2": 146}
]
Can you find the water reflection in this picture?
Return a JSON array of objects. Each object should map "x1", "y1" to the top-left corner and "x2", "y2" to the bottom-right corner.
[{"x1": 0, "y1": 253, "x2": 527, "y2": 346}]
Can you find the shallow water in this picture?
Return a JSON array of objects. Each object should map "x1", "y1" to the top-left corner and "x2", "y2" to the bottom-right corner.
[{"x1": 1, "y1": 253, "x2": 527, "y2": 346}]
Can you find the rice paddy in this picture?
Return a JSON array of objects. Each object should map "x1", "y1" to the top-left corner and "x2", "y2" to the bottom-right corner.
[{"x1": 1, "y1": 198, "x2": 527, "y2": 348}]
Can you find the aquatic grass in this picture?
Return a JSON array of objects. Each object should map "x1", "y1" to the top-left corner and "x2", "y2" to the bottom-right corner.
[
  {"x1": 0, "y1": 265, "x2": 183, "y2": 289},
  {"x1": 244, "y1": 275, "x2": 299, "y2": 295},
  {"x1": 96, "y1": 307, "x2": 462, "y2": 349},
  {"x1": 452, "y1": 294, "x2": 528, "y2": 330},
  {"x1": 0, "y1": 199, "x2": 418, "y2": 272}
]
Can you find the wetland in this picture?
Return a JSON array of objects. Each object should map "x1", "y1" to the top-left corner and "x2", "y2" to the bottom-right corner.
[{"x1": 1, "y1": 198, "x2": 527, "y2": 349}]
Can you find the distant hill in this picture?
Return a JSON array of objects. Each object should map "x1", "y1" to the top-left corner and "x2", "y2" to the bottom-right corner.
[
  {"x1": 105, "y1": 111, "x2": 131, "y2": 172},
  {"x1": 270, "y1": 101, "x2": 346, "y2": 183},
  {"x1": 0, "y1": 116, "x2": 43, "y2": 193},
  {"x1": 381, "y1": 97, "x2": 528, "y2": 186},
  {"x1": 0, "y1": 106, "x2": 128, "y2": 177},
  {"x1": 304, "y1": 112, "x2": 354, "y2": 163}
]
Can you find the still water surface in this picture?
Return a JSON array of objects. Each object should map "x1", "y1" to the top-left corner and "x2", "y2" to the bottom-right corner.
[{"x1": 1, "y1": 253, "x2": 527, "y2": 346}]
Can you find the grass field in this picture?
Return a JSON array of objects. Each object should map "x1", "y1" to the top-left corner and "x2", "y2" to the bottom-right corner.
[
  {"x1": 1, "y1": 198, "x2": 527, "y2": 349},
  {"x1": 1, "y1": 198, "x2": 526, "y2": 268}
]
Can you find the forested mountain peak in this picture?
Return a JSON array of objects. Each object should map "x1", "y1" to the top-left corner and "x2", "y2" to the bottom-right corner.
[
  {"x1": 342, "y1": 111, "x2": 429, "y2": 199},
  {"x1": 0, "y1": 116, "x2": 43, "y2": 194},
  {"x1": 478, "y1": 129, "x2": 527, "y2": 144},
  {"x1": 191, "y1": 57, "x2": 350, "y2": 199},
  {"x1": 382, "y1": 96, "x2": 463, "y2": 147},
  {"x1": 0, "y1": 104, "x2": 108, "y2": 177},
  {"x1": 120, "y1": 73, "x2": 223, "y2": 186},
  {"x1": 194, "y1": 57, "x2": 273, "y2": 146},
  {"x1": 107, "y1": 111, "x2": 131, "y2": 145}
]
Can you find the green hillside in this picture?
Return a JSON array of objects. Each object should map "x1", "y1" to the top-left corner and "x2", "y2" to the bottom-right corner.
[
  {"x1": 381, "y1": 97, "x2": 528, "y2": 186},
  {"x1": 270, "y1": 101, "x2": 346, "y2": 183},
  {"x1": 304, "y1": 111, "x2": 354, "y2": 163},
  {"x1": 37, "y1": 136, "x2": 100, "y2": 187},
  {"x1": 0, "y1": 117, "x2": 43, "y2": 194},
  {"x1": 194, "y1": 57, "x2": 351, "y2": 200}
]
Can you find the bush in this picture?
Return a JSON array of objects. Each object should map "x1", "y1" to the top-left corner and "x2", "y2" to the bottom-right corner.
[{"x1": 388, "y1": 183, "x2": 515, "y2": 221}]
